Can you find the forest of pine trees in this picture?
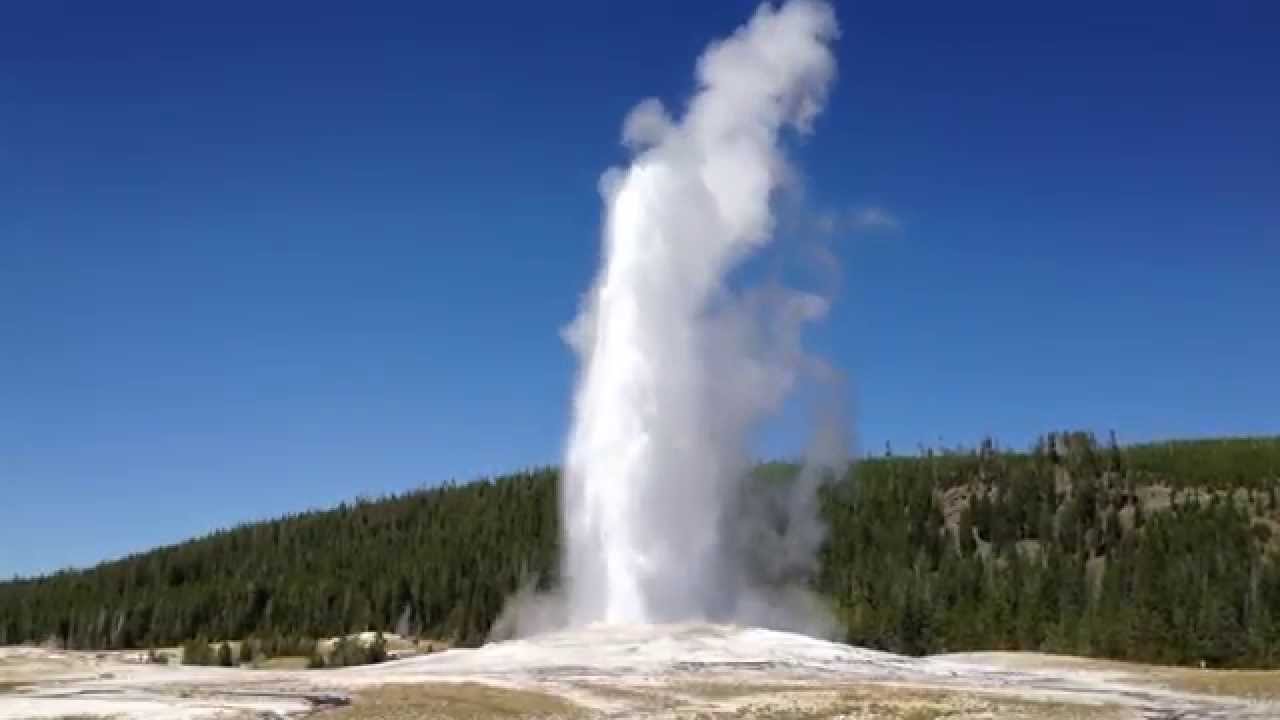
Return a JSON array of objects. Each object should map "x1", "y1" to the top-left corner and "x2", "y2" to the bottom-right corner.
[{"x1": 2, "y1": 434, "x2": 1278, "y2": 668}]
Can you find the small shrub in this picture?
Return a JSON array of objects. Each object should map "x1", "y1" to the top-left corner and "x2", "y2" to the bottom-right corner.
[
  {"x1": 238, "y1": 637, "x2": 255, "y2": 664},
  {"x1": 328, "y1": 636, "x2": 358, "y2": 667},
  {"x1": 217, "y1": 641, "x2": 234, "y2": 667},
  {"x1": 181, "y1": 637, "x2": 214, "y2": 666},
  {"x1": 367, "y1": 631, "x2": 387, "y2": 664}
]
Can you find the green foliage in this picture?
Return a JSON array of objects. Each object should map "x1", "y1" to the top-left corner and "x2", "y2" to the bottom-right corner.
[
  {"x1": 2, "y1": 437, "x2": 1279, "y2": 668},
  {"x1": 217, "y1": 640, "x2": 234, "y2": 667},
  {"x1": 368, "y1": 631, "x2": 388, "y2": 664},
  {"x1": 0, "y1": 468, "x2": 559, "y2": 650},
  {"x1": 327, "y1": 637, "x2": 358, "y2": 668},
  {"x1": 819, "y1": 434, "x2": 1280, "y2": 668},
  {"x1": 181, "y1": 636, "x2": 213, "y2": 666},
  {"x1": 1125, "y1": 437, "x2": 1280, "y2": 489},
  {"x1": 238, "y1": 637, "x2": 255, "y2": 664},
  {"x1": 324, "y1": 634, "x2": 387, "y2": 668}
]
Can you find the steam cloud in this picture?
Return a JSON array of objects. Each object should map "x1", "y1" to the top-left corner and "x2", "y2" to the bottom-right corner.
[
  {"x1": 497, "y1": 1, "x2": 844, "y2": 640},
  {"x1": 559, "y1": 0, "x2": 843, "y2": 634}
]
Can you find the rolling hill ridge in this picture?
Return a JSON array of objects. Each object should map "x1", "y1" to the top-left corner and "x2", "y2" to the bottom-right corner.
[{"x1": 3, "y1": 433, "x2": 1278, "y2": 669}]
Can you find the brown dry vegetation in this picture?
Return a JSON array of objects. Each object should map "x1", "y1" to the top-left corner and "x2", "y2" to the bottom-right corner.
[
  {"x1": 532, "y1": 680, "x2": 1129, "y2": 719},
  {"x1": 252, "y1": 655, "x2": 311, "y2": 670},
  {"x1": 325, "y1": 683, "x2": 584, "y2": 720},
  {"x1": 1159, "y1": 668, "x2": 1280, "y2": 702},
  {"x1": 684, "y1": 682, "x2": 1130, "y2": 720},
  {"x1": 674, "y1": 681, "x2": 815, "y2": 700},
  {"x1": 950, "y1": 651, "x2": 1280, "y2": 703}
]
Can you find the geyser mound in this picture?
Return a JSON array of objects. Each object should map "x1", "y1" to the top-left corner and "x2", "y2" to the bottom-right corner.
[
  {"x1": 557, "y1": 0, "x2": 844, "y2": 635},
  {"x1": 382, "y1": 623, "x2": 939, "y2": 681}
]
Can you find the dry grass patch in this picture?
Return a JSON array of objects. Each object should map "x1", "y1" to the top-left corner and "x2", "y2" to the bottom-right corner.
[
  {"x1": 253, "y1": 655, "x2": 312, "y2": 670},
  {"x1": 567, "y1": 680, "x2": 677, "y2": 709},
  {"x1": 946, "y1": 651, "x2": 1280, "y2": 703},
  {"x1": 325, "y1": 682, "x2": 583, "y2": 719},
  {"x1": 724, "y1": 683, "x2": 1128, "y2": 720},
  {"x1": 1156, "y1": 668, "x2": 1280, "y2": 702},
  {"x1": 676, "y1": 681, "x2": 815, "y2": 700}
]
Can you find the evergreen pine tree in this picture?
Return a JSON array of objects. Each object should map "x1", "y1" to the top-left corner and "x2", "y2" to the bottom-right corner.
[{"x1": 238, "y1": 638, "x2": 255, "y2": 665}]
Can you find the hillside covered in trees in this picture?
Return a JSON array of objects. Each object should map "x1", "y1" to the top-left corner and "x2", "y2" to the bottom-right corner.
[{"x1": 2, "y1": 434, "x2": 1279, "y2": 668}]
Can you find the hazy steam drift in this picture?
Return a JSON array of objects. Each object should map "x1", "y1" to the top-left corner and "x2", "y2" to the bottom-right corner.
[{"x1": 561, "y1": 1, "x2": 839, "y2": 627}]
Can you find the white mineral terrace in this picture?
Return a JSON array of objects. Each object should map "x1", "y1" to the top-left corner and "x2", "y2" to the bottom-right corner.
[{"x1": 1, "y1": 624, "x2": 1276, "y2": 719}]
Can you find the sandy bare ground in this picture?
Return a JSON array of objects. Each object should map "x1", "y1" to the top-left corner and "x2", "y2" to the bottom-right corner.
[{"x1": 1, "y1": 624, "x2": 1276, "y2": 719}]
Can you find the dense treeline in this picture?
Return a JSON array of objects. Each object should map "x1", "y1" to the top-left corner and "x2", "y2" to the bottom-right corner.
[
  {"x1": 821, "y1": 434, "x2": 1280, "y2": 667},
  {"x1": 0, "y1": 470, "x2": 559, "y2": 651},
  {"x1": 2, "y1": 435, "x2": 1278, "y2": 668}
]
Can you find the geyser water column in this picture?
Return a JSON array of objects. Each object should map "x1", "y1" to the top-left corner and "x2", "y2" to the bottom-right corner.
[{"x1": 562, "y1": 1, "x2": 839, "y2": 626}]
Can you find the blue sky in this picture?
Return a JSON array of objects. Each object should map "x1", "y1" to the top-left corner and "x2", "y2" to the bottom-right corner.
[{"x1": 2, "y1": 1, "x2": 1277, "y2": 577}]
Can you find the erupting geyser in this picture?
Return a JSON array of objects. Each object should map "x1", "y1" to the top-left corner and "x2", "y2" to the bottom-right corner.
[{"x1": 561, "y1": 1, "x2": 841, "y2": 628}]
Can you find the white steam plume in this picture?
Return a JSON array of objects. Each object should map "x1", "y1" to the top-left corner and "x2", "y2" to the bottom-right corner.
[{"x1": 561, "y1": 0, "x2": 841, "y2": 630}]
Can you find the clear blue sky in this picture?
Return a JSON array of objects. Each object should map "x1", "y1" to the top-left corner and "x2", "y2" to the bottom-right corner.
[{"x1": 3, "y1": 1, "x2": 1277, "y2": 578}]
